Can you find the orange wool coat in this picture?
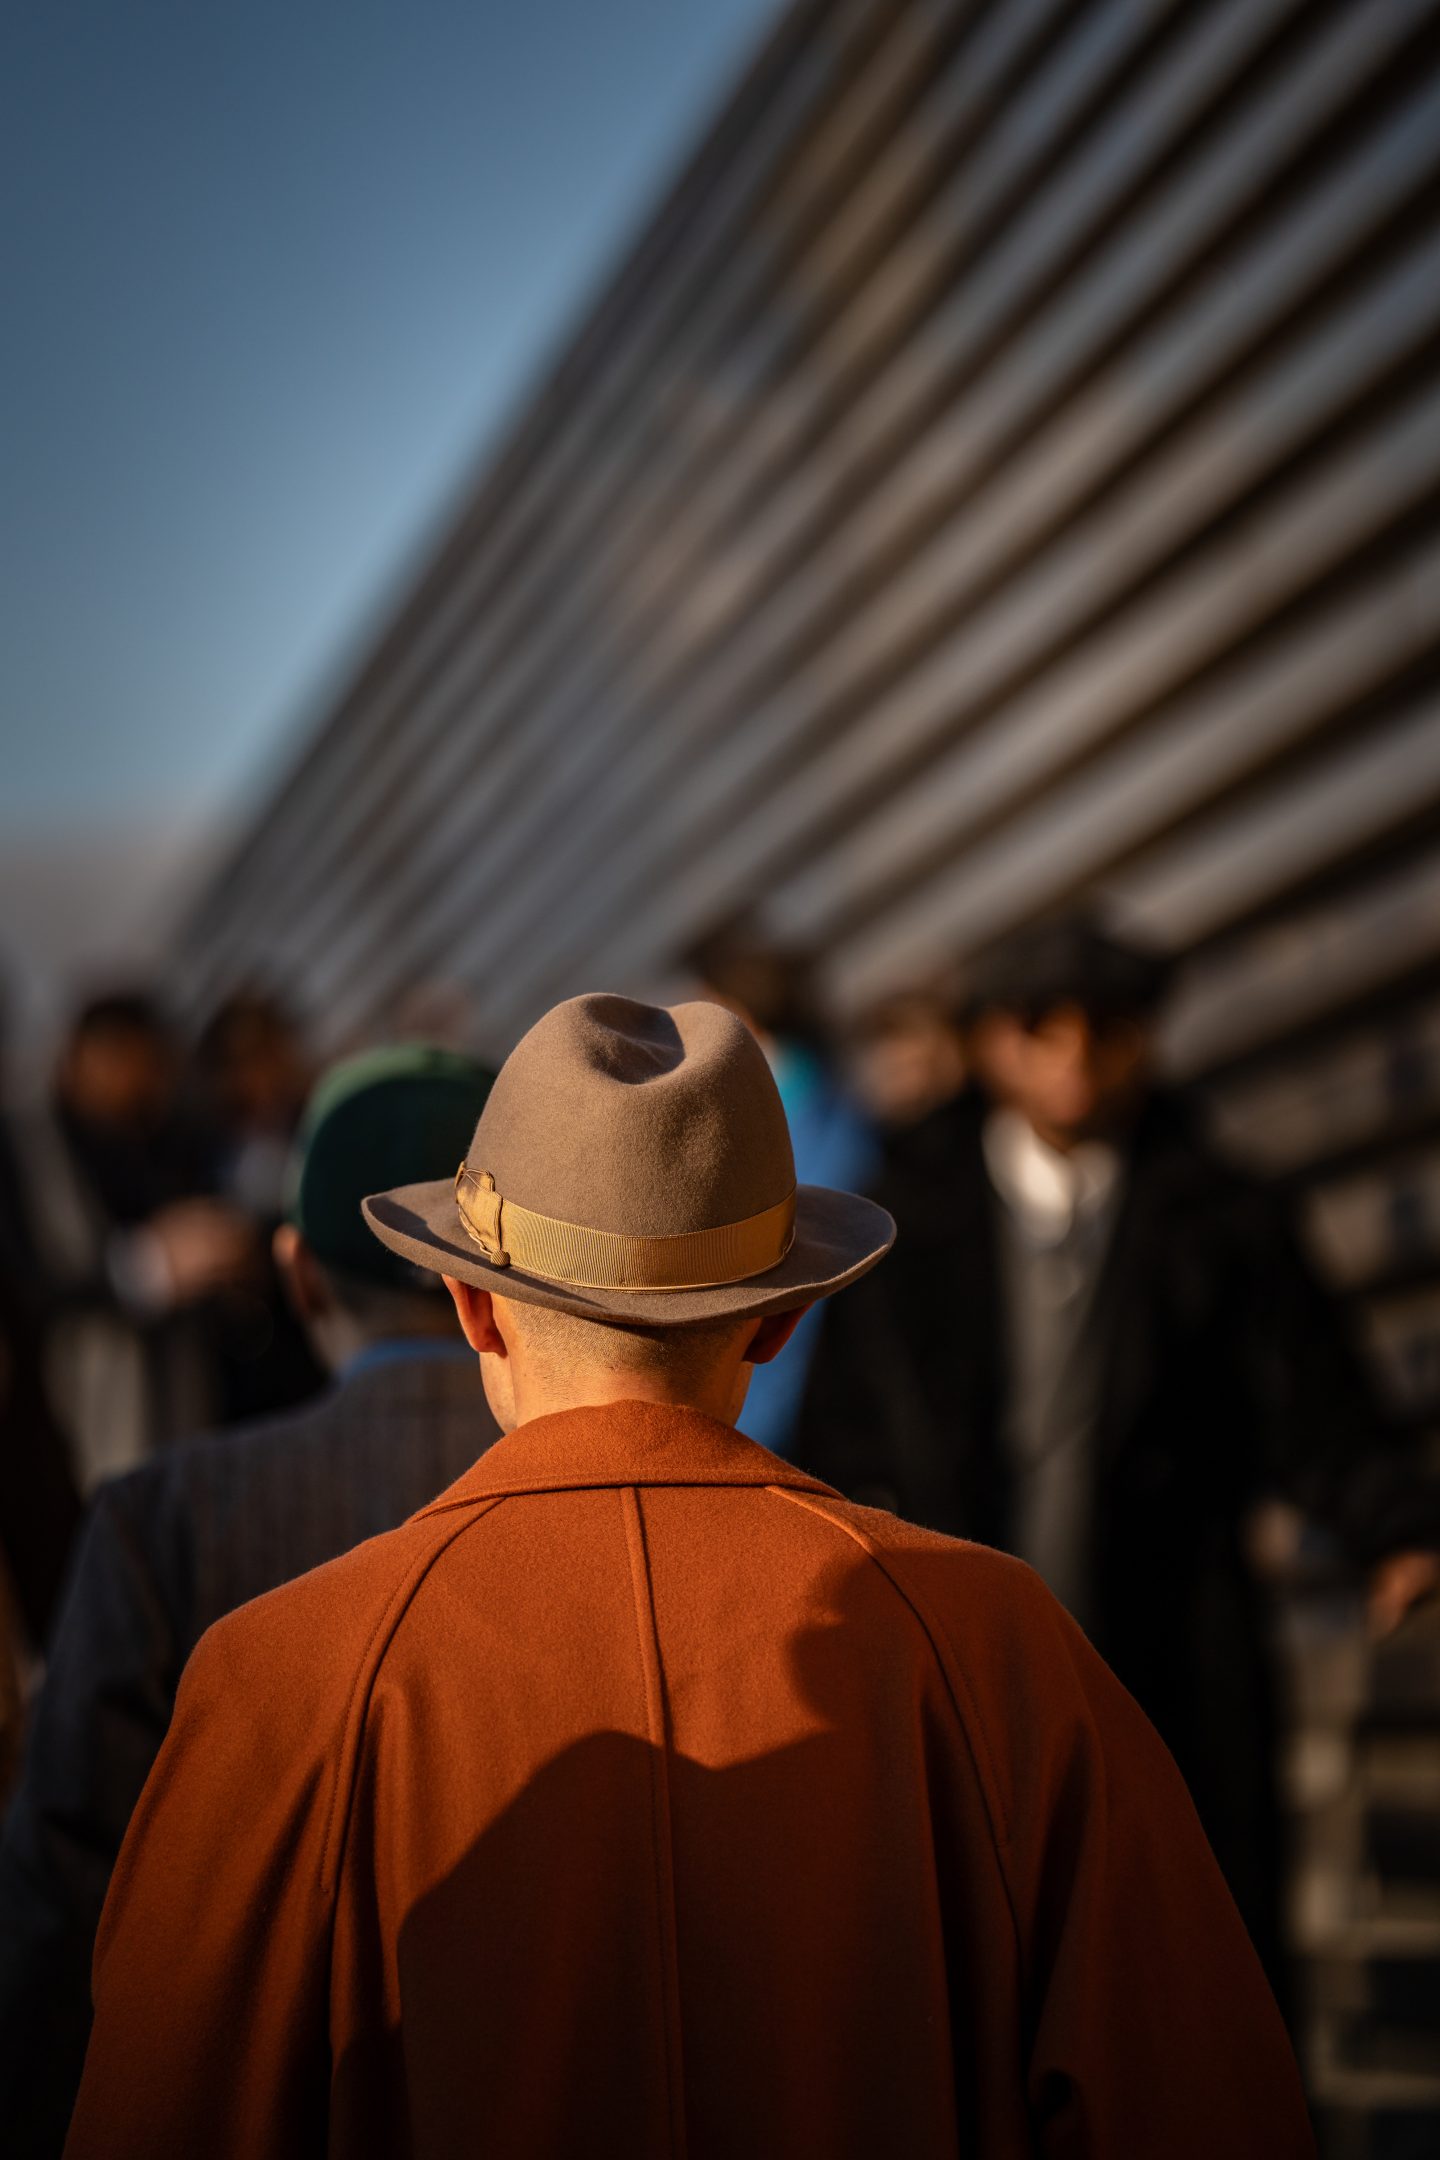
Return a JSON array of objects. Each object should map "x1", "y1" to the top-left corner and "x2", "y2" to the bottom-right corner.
[{"x1": 65, "y1": 1402, "x2": 1313, "y2": 2158}]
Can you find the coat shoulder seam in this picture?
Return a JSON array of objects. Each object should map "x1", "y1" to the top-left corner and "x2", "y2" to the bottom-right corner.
[
  {"x1": 319, "y1": 1495, "x2": 507, "y2": 1892},
  {"x1": 765, "y1": 1484, "x2": 1025, "y2": 1961}
]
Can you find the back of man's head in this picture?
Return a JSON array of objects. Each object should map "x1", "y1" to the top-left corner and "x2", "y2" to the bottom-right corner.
[
  {"x1": 282, "y1": 1044, "x2": 496, "y2": 1364},
  {"x1": 466, "y1": 1290, "x2": 804, "y2": 1435},
  {"x1": 500, "y1": 1298, "x2": 748, "y2": 1392},
  {"x1": 361, "y1": 991, "x2": 894, "y2": 1426}
]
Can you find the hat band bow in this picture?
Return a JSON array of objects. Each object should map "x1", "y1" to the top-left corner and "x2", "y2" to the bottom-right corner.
[{"x1": 454, "y1": 1165, "x2": 796, "y2": 1292}]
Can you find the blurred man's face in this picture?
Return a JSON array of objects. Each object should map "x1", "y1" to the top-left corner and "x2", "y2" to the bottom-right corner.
[
  {"x1": 972, "y1": 1001, "x2": 1151, "y2": 1149},
  {"x1": 851, "y1": 1005, "x2": 968, "y2": 1127},
  {"x1": 215, "y1": 1021, "x2": 308, "y2": 1130},
  {"x1": 63, "y1": 1026, "x2": 176, "y2": 1130}
]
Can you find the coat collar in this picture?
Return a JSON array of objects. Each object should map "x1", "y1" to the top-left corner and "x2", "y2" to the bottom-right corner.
[{"x1": 417, "y1": 1399, "x2": 834, "y2": 1513}]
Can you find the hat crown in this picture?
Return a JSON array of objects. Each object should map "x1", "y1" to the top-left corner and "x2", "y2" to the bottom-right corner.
[{"x1": 467, "y1": 994, "x2": 794, "y2": 1237}]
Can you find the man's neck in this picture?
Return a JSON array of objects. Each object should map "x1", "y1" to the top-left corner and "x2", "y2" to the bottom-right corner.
[{"x1": 500, "y1": 1364, "x2": 748, "y2": 1433}]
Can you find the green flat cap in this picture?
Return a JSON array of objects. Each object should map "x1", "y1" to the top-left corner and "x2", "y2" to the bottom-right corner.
[{"x1": 290, "y1": 1044, "x2": 495, "y2": 1291}]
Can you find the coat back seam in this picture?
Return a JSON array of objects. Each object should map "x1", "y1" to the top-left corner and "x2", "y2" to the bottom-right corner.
[{"x1": 621, "y1": 1485, "x2": 688, "y2": 2160}]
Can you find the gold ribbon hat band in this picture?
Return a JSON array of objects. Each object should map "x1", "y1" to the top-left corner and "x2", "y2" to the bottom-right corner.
[{"x1": 454, "y1": 1165, "x2": 797, "y2": 1292}]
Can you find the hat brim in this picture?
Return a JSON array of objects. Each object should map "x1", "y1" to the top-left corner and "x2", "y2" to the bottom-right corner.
[{"x1": 361, "y1": 1180, "x2": 894, "y2": 1325}]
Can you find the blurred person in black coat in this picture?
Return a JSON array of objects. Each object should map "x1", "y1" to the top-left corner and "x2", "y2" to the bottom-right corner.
[
  {"x1": 0, "y1": 1267, "x2": 81, "y2": 1666},
  {"x1": 0, "y1": 991, "x2": 257, "y2": 1488},
  {"x1": 0, "y1": 987, "x2": 86, "y2": 1711},
  {"x1": 0, "y1": 1043, "x2": 500, "y2": 2158},
  {"x1": 0, "y1": 981, "x2": 82, "y2": 1662},
  {"x1": 0, "y1": 1265, "x2": 83, "y2": 1806},
  {"x1": 188, "y1": 988, "x2": 325, "y2": 1426},
  {"x1": 796, "y1": 914, "x2": 1440, "y2": 1991}
]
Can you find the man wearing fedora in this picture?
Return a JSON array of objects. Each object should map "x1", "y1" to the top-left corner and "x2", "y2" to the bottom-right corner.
[{"x1": 66, "y1": 995, "x2": 1311, "y2": 2158}]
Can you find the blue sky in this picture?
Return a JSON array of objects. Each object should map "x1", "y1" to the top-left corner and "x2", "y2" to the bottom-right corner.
[{"x1": 0, "y1": 0, "x2": 780, "y2": 838}]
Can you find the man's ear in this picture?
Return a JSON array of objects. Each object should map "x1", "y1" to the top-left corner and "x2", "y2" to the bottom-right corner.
[
  {"x1": 273, "y1": 1223, "x2": 330, "y2": 1324},
  {"x1": 742, "y1": 1304, "x2": 812, "y2": 1367},
  {"x1": 442, "y1": 1277, "x2": 508, "y2": 1357}
]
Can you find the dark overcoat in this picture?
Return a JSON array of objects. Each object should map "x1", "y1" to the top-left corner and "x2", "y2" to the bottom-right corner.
[
  {"x1": 795, "y1": 1090, "x2": 1428, "y2": 1976},
  {"x1": 66, "y1": 1402, "x2": 1310, "y2": 2158}
]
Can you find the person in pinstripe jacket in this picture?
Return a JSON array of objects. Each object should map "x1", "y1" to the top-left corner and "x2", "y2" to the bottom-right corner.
[{"x1": 0, "y1": 1043, "x2": 500, "y2": 2158}]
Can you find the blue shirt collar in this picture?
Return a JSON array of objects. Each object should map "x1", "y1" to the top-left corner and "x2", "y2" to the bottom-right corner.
[{"x1": 340, "y1": 1337, "x2": 474, "y2": 1384}]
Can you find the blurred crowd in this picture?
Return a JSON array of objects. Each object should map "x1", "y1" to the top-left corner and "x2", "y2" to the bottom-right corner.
[
  {"x1": 0, "y1": 989, "x2": 320, "y2": 1660},
  {"x1": 1, "y1": 914, "x2": 1437, "y2": 2148}
]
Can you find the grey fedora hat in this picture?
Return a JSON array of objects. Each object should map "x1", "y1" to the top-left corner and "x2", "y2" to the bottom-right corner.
[{"x1": 363, "y1": 992, "x2": 894, "y2": 1325}]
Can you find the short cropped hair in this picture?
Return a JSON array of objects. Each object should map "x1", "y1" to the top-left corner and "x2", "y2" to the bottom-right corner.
[{"x1": 502, "y1": 1299, "x2": 749, "y2": 1387}]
